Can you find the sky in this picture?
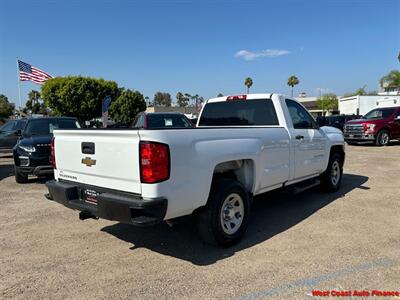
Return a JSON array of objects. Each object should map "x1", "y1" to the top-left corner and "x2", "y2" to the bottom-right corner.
[{"x1": 0, "y1": 0, "x2": 399, "y2": 107}]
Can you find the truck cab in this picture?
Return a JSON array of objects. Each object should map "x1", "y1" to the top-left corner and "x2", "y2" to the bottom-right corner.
[{"x1": 344, "y1": 106, "x2": 400, "y2": 146}]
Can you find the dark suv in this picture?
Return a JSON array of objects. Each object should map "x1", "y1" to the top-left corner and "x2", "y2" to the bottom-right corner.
[
  {"x1": 13, "y1": 117, "x2": 80, "y2": 183},
  {"x1": 316, "y1": 115, "x2": 360, "y2": 132},
  {"x1": 0, "y1": 119, "x2": 27, "y2": 153}
]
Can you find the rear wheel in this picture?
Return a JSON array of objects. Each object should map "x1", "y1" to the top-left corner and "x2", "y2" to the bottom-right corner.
[
  {"x1": 15, "y1": 166, "x2": 28, "y2": 184},
  {"x1": 320, "y1": 152, "x2": 343, "y2": 192},
  {"x1": 195, "y1": 178, "x2": 250, "y2": 247},
  {"x1": 375, "y1": 130, "x2": 390, "y2": 146}
]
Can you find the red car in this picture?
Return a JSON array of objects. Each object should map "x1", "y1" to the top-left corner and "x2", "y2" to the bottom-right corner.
[{"x1": 344, "y1": 106, "x2": 400, "y2": 146}]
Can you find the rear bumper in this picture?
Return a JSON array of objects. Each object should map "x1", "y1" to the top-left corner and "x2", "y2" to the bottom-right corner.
[{"x1": 45, "y1": 180, "x2": 167, "y2": 226}]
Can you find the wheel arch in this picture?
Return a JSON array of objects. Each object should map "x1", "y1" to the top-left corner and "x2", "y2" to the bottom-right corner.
[
  {"x1": 377, "y1": 127, "x2": 391, "y2": 137},
  {"x1": 211, "y1": 159, "x2": 255, "y2": 194},
  {"x1": 330, "y1": 144, "x2": 345, "y2": 165}
]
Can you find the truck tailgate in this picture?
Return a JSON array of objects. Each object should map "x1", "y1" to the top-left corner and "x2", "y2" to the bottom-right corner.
[{"x1": 53, "y1": 130, "x2": 141, "y2": 194}]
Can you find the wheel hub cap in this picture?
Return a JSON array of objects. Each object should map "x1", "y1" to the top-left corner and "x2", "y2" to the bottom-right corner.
[
  {"x1": 220, "y1": 193, "x2": 244, "y2": 235},
  {"x1": 331, "y1": 161, "x2": 341, "y2": 186}
]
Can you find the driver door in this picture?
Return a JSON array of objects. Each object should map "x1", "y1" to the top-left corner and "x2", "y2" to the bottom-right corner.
[
  {"x1": 285, "y1": 99, "x2": 327, "y2": 179},
  {"x1": 0, "y1": 121, "x2": 18, "y2": 149}
]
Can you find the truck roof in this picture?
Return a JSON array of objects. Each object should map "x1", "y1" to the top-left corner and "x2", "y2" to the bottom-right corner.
[{"x1": 207, "y1": 93, "x2": 275, "y2": 103}]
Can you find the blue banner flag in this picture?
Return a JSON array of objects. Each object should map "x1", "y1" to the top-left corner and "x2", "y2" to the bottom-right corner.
[{"x1": 102, "y1": 96, "x2": 112, "y2": 128}]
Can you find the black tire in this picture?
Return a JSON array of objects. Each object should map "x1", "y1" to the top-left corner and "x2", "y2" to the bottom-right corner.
[
  {"x1": 320, "y1": 152, "x2": 343, "y2": 193},
  {"x1": 15, "y1": 166, "x2": 28, "y2": 184},
  {"x1": 195, "y1": 178, "x2": 250, "y2": 247},
  {"x1": 375, "y1": 130, "x2": 390, "y2": 146}
]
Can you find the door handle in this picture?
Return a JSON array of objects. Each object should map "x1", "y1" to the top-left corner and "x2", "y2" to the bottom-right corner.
[
  {"x1": 295, "y1": 135, "x2": 304, "y2": 140},
  {"x1": 81, "y1": 142, "x2": 95, "y2": 154}
]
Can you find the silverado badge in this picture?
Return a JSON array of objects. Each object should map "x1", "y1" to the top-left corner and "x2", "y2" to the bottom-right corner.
[{"x1": 81, "y1": 157, "x2": 96, "y2": 167}]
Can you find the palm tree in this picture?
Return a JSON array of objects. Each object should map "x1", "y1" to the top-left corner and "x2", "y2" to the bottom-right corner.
[
  {"x1": 287, "y1": 75, "x2": 300, "y2": 97},
  {"x1": 244, "y1": 77, "x2": 253, "y2": 94},
  {"x1": 380, "y1": 70, "x2": 400, "y2": 94}
]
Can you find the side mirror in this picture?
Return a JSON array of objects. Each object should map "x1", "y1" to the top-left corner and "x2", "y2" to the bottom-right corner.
[{"x1": 396, "y1": 115, "x2": 400, "y2": 121}]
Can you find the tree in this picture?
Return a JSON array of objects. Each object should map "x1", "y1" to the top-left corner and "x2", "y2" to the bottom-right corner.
[
  {"x1": 176, "y1": 92, "x2": 188, "y2": 107},
  {"x1": 41, "y1": 76, "x2": 121, "y2": 121},
  {"x1": 191, "y1": 94, "x2": 200, "y2": 107},
  {"x1": 343, "y1": 86, "x2": 377, "y2": 97},
  {"x1": 354, "y1": 86, "x2": 367, "y2": 96},
  {"x1": 316, "y1": 93, "x2": 338, "y2": 114},
  {"x1": 109, "y1": 89, "x2": 146, "y2": 124},
  {"x1": 25, "y1": 90, "x2": 43, "y2": 114},
  {"x1": 287, "y1": 75, "x2": 299, "y2": 97},
  {"x1": 0, "y1": 94, "x2": 15, "y2": 118},
  {"x1": 380, "y1": 70, "x2": 400, "y2": 94},
  {"x1": 244, "y1": 77, "x2": 253, "y2": 94},
  {"x1": 153, "y1": 92, "x2": 172, "y2": 107},
  {"x1": 217, "y1": 93, "x2": 224, "y2": 97}
]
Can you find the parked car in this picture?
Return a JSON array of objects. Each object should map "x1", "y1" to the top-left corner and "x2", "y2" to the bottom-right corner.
[
  {"x1": 0, "y1": 119, "x2": 27, "y2": 153},
  {"x1": 325, "y1": 115, "x2": 361, "y2": 132},
  {"x1": 344, "y1": 106, "x2": 400, "y2": 146},
  {"x1": 13, "y1": 117, "x2": 80, "y2": 183},
  {"x1": 131, "y1": 112, "x2": 194, "y2": 129},
  {"x1": 45, "y1": 94, "x2": 345, "y2": 246}
]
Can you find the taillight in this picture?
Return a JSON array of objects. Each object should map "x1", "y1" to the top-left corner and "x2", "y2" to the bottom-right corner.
[
  {"x1": 139, "y1": 141, "x2": 170, "y2": 183},
  {"x1": 50, "y1": 137, "x2": 56, "y2": 169},
  {"x1": 227, "y1": 95, "x2": 247, "y2": 101}
]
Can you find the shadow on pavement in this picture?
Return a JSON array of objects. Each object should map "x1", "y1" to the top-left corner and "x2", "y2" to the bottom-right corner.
[{"x1": 101, "y1": 173, "x2": 368, "y2": 265}]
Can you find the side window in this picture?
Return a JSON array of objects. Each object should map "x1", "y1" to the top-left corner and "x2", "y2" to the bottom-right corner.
[
  {"x1": 285, "y1": 99, "x2": 316, "y2": 129},
  {"x1": 1, "y1": 121, "x2": 16, "y2": 132},
  {"x1": 135, "y1": 115, "x2": 144, "y2": 128}
]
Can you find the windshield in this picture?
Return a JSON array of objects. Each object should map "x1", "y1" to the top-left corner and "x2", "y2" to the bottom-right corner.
[
  {"x1": 24, "y1": 119, "x2": 80, "y2": 136},
  {"x1": 362, "y1": 108, "x2": 395, "y2": 120}
]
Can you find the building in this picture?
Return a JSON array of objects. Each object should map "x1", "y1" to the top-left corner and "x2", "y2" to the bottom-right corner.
[
  {"x1": 295, "y1": 93, "x2": 339, "y2": 117},
  {"x1": 338, "y1": 95, "x2": 400, "y2": 115}
]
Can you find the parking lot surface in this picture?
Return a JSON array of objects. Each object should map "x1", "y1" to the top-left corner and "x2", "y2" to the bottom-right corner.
[{"x1": 1, "y1": 144, "x2": 399, "y2": 299}]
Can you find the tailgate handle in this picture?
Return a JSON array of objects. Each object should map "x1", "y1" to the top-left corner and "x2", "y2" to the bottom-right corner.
[{"x1": 81, "y1": 142, "x2": 95, "y2": 154}]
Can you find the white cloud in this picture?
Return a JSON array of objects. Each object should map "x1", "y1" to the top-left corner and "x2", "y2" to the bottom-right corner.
[{"x1": 234, "y1": 49, "x2": 290, "y2": 61}]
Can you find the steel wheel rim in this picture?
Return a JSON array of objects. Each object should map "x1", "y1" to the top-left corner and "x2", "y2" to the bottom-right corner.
[
  {"x1": 380, "y1": 132, "x2": 389, "y2": 145},
  {"x1": 220, "y1": 193, "x2": 244, "y2": 235},
  {"x1": 331, "y1": 160, "x2": 341, "y2": 186}
]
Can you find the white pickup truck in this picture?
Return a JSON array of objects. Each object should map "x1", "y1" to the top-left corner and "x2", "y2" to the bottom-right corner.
[{"x1": 46, "y1": 93, "x2": 345, "y2": 246}]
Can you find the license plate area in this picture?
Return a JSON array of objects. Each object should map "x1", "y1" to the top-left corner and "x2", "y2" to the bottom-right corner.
[{"x1": 83, "y1": 189, "x2": 99, "y2": 205}]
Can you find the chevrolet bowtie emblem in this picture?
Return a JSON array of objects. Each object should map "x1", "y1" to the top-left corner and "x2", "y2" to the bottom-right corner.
[{"x1": 81, "y1": 157, "x2": 96, "y2": 167}]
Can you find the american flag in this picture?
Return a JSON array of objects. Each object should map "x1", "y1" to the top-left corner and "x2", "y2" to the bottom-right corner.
[{"x1": 18, "y1": 60, "x2": 53, "y2": 85}]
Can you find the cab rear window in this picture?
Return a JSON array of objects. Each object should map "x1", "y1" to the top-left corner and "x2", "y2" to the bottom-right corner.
[{"x1": 199, "y1": 99, "x2": 279, "y2": 126}]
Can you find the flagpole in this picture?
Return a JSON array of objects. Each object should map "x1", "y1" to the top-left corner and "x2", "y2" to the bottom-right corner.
[{"x1": 16, "y1": 57, "x2": 22, "y2": 113}]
